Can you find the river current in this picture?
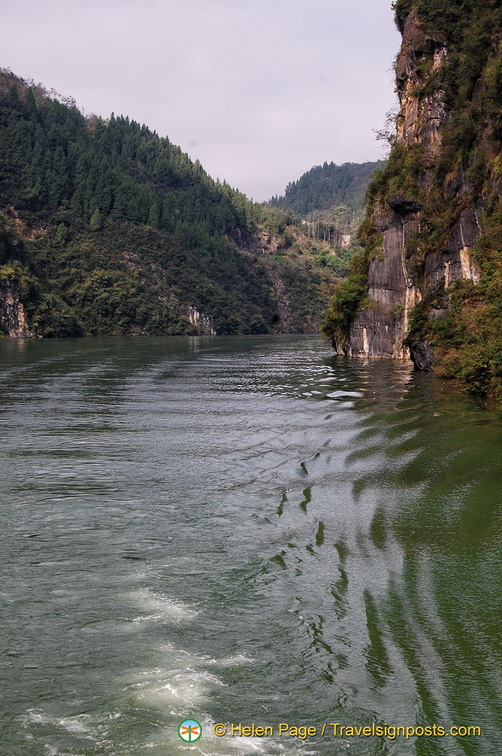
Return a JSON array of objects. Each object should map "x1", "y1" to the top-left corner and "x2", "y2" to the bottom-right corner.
[{"x1": 0, "y1": 334, "x2": 500, "y2": 756}]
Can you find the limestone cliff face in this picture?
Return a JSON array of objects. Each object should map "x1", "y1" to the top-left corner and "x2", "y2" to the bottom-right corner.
[
  {"x1": 186, "y1": 306, "x2": 216, "y2": 335},
  {"x1": 345, "y1": 4, "x2": 498, "y2": 367},
  {"x1": 345, "y1": 199, "x2": 422, "y2": 359},
  {"x1": 0, "y1": 283, "x2": 33, "y2": 338}
]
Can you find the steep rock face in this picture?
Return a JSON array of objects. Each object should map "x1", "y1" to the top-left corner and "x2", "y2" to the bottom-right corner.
[
  {"x1": 186, "y1": 306, "x2": 216, "y2": 335},
  {"x1": 0, "y1": 283, "x2": 33, "y2": 338},
  {"x1": 345, "y1": 4, "x2": 497, "y2": 367},
  {"x1": 394, "y1": 10, "x2": 448, "y2": 157},
  {"x1": 345, "y1": 201, "x2": 421, "y2": 358}
]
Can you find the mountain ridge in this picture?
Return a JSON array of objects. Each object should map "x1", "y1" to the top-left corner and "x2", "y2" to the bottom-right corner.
[
  {"x1": 0, "y1": 68, "x2": 340, "y2": 338},
  {"x1": 270, "y1": 159, "x2": 387, "y2": 225}
]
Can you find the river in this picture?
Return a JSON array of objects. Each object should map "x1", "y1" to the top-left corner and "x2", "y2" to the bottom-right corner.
[{"x1": 0, "y1": 334, "x2": 500, "y2": 756}]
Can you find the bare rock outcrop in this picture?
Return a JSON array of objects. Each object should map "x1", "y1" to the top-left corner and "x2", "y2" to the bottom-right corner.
[
  {"x1": 0, "y1": 283, "x2": 33, "y2": 338},
  {"x1": 345, "y1": 5, "x2": 490, "y2": 365}
]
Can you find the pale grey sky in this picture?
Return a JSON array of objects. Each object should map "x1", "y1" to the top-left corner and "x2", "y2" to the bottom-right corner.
[{"x1": 1, "y1": 0, "x2": 400, "y2": 201}]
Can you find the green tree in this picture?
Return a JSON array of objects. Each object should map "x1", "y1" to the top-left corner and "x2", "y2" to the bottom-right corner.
[{"x1": 90, "y1": 207, "x2": 102, "y2": 231}]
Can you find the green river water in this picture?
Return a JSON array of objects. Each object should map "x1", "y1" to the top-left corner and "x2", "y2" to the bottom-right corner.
[{"x1": 0, "y1": 334, "x2": 500, "y2": 756}]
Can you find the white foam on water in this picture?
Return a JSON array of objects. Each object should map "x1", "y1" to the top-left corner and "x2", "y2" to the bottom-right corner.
[
  {"x1": 206, "y1": 653, "x2": 255, "y2": 667},
  {"x1": 118, "y1": 595, "x2": 314, "y2": 755},
  {"x1": 20, "y1": 707, "x2": 121, "y2": 755},
  {"x1": 120, "y1": 643, "x2": 302, "y2": 755},
  {"x1": 134, "y1": 667, "x2": 224, "y2": 710},
  {"x1": 127, "y1": 587, "x2": 199, "y2": 623},
  {"x1": 326, "y1": 390, "x2": 363, "y2": 399},
  {"x1": 21, "y1": 709, "x2": 94, "y2": 737},
  {"x1": 119, "y1": 640, "x2": 227, "y2": 715}
]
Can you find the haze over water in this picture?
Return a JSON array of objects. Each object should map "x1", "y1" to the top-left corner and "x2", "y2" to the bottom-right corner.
[{"x1": 0, "y1": 334, "x2": 500, "y2": 756}]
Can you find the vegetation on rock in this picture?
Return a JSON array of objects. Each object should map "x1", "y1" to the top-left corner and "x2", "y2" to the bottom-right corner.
[{"x1": 324, "y1": 0, "x2": 502, "y2": 399}]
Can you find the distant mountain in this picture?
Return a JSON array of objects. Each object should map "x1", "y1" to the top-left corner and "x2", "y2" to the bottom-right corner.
[
  {"x1": 0, "y1": 69, "x2": 338, "y2": 338},
  {"x1": 269, "y1": 160, "x2": 386, "y2": 232},
  {"x1": 267, "y1": 160, "x2": 386, "y2": 278}
]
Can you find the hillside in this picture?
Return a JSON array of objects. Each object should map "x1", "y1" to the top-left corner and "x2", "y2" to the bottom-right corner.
[
  {"x1": 324, "y1": 0, "x2": 502, "y2": 400},
  {"x1": 0, "y1": 70, "x2": 338, "y2": 338},
  {"x1": 269, "y1": 160, "x2": 386, "y2": 278},
  {"x1": 271, "y1": 160, "x2": 386, "y2": 222}
]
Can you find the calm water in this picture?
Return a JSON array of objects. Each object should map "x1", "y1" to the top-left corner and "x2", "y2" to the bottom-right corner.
[{"x1": 0, "y1": 335, "x2": 500, "y2": 756}]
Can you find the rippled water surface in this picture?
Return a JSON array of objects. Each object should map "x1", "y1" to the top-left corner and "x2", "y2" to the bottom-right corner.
[{"x1": 0, "y1": 335, "x2": 500, "y2": 756}]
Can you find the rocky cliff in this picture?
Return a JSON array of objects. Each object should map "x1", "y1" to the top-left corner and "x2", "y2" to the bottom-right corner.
[
  {"x1": 325, "y1": 0, "x2": 502, "y2": 397},
  {"x1": 0, "y1": 282, "x2": 33, "y2": 337}
]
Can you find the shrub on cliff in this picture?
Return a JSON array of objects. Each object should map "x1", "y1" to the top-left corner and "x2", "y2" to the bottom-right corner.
[{"x1": 322, "y1": 252, "x2": 370, "y2": 346}]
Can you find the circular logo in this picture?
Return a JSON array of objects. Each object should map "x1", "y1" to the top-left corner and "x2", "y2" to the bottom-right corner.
[{"x1": 178, "y1": 719, "x2": 202, "y2": 742}]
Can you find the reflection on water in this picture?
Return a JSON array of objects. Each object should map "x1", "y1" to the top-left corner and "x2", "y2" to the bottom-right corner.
[{"x1": 0, "y1": 335, "x2": 500, "y2": 756}]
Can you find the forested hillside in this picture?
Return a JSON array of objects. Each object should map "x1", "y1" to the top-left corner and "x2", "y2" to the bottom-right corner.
[
  {"x1": 0, "y1": 69, "x2": 338, "y2": 338},
  {"x1": 270, "y1": 160, "x2": 386, "y2": 232},
  {"x1": 269, "y1": 160, "x2": 386, "y2": 278}
]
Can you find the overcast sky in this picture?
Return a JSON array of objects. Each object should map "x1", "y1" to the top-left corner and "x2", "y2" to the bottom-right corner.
[{"x1": 1, "y1": 0, "x2": 401, "y2": 201}]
